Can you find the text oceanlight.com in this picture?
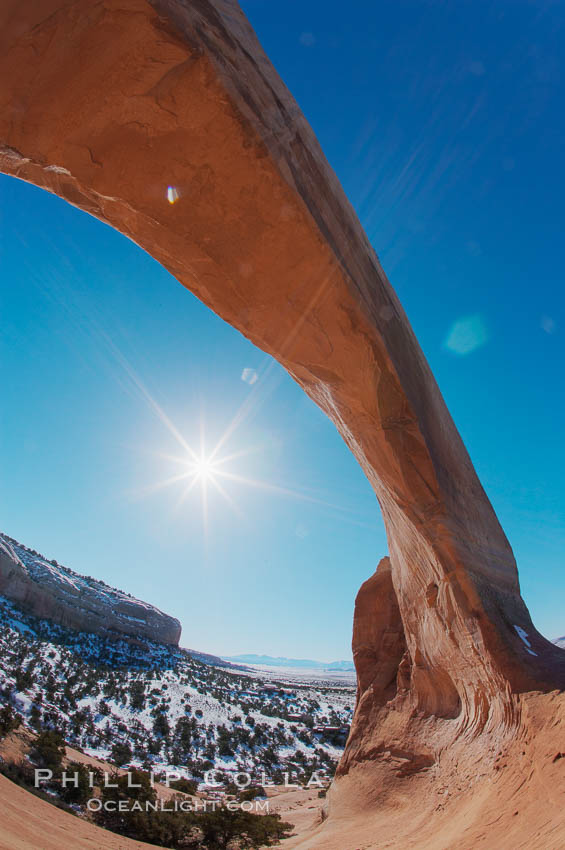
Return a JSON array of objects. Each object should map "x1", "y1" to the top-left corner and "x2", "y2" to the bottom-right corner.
[{"x1": 86, "y1": 798, "x2": 271, "y2": 813}]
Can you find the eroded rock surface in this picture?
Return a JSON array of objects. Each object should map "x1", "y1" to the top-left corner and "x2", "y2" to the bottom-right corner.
[
  {"x1": 351, "y1": 557, "x2": 407, "y2": 703},
  {"x1": 0, "y1": 535, "x2": 181, "y2": 645},
  {"x1": 0, "y1": 1, "x2": 563, "y2": 846}
]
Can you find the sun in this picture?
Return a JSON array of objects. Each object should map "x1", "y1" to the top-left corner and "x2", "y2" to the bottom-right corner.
[
  {"x1": 101, "y1": 333, "x2": 359, "y2": 539},
  {"x1": 121, "y1": 358, "x2": 359, "y2": 539},
  {"x1": 140, "y1": 423, "x2": 358, "y2": 541},
  {"x1": 192, "y1": 455, "x2": 217, "y2": 481}
]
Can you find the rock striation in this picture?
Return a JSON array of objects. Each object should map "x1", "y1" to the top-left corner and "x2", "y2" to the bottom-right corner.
[
  {"x1": 0, "y1": 535, "x2": 181, "y2": 645},
  {"x1": 0, "y1": 2, "x2": 564, "y2": 847}
]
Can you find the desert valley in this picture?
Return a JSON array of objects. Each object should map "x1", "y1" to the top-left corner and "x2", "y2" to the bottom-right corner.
[{"x1": 0, "y1": 530, "x2": 354, "y2": 847}]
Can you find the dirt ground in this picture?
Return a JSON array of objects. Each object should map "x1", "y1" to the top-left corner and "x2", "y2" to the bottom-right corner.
[
  {"x1": 279, "y1": 691, "x2": 565, "y2": 850},
  {"x1": 265, "y1": 784, "x2": 325, "y2": 835},
  {"x1": 0, "y1": 730, "x2": 325, "y2": 849},
  {"x1": 0, "y1": 772, "x2": 163, "y2": 850},
  {"x1": 2, "y1": 692, "x2": 565, "y2": 850}
]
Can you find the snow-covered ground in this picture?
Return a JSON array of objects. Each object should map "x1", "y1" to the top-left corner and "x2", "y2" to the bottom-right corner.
[
  {"x1": 0, "y1": 594, "x2": 354, "y2": 785},
  {"x1": 227, "y1": 661, "x2": 356, "y2": 688}
]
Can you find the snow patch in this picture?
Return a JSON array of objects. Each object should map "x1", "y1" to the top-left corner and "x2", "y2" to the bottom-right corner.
[
  {"x1": 514, "y1": 625, "x2": 538, "y2": 656},
  {"x1": 44, "y1": 165, "x2": 71, "y2": 175}
]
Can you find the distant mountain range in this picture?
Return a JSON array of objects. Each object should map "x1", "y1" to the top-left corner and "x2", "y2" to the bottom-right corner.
[
  {"x1": 230, "y1": 640, "x2": 565, "y2": 670},
  {"x1": 223, "y1": 653, "x2": 355, "y2": 671}
]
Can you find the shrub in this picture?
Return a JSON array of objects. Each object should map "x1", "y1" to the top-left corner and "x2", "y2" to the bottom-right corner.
[
  {"x1": 129, "y1": 681, "x2": 146, "y2": 711},
  {"x1": 153, "y1": 712, "x2": 170, "y2": 739},
  {"x1": 198, "y1": 806, "x2": 293, "y2": 849},
  {"x1": 168, "y1": 777, "x2": 198, "y2": 795},
  {"x1": 30, "y1": 729, "x2": 65, "y2": 772},
  {"x1": 111, "y1": 740, "x2": 133, "y2": 766},
  {"x1": 60, "y1": 762, "x2": 94, "y2": 805},
  {"x1": 0, "y1": 703, "x2": 22, "y2": 738}
]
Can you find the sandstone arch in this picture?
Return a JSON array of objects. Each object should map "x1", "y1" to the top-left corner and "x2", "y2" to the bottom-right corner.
[{"x1": 1, "y1": 2, "x2": 564, "y2": 847}]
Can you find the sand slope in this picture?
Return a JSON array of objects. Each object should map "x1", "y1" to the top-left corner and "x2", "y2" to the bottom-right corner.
[
  {"x1": 0, "y1": 773, "x2": 163, "y2": 850},
  {"x1": 281, "y1": 691, "x2": 565, "y2": 850}
]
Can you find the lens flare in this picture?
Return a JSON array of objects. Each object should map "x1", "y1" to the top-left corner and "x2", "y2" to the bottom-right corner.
[{"x1": 167, "y1": 186, "x2": 180, "y2": 204}]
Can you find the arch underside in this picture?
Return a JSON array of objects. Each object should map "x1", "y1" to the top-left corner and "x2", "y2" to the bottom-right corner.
[{"x1": 1, "y1": 1, "x2": 564, "y2": 847}]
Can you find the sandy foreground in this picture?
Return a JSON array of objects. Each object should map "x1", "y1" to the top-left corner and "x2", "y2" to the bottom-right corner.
[
  {"x1": 280, "y1": 691, "x2": 565, "y2": 850},
  {"x1": 0, "y1": 772, "x2": 324, "y2": 850},
  {"x1": 2, "y1": 691, "x2": 565, "y2": 850},
  {"x1": 0, "y1": 772, "x2": 161, "y2": 850},
  {"x1": 0, "y1": 729, "x2": 325, "y2": 850},
  {"x1": 0, "y1": 746, "x2": 564, "y2": 850}
]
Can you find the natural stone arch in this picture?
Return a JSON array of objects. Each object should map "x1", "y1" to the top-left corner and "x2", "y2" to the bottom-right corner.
[{"x1": 1, "y1": 1, "x2": 564, "y2": 846}]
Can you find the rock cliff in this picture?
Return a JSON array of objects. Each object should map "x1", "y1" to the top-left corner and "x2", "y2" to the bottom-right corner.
[{"x1": 0, "y1": 534, "x2": 181, "y2": 645}]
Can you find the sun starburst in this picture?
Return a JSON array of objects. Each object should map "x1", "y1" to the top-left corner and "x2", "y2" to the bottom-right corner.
[
  {"x1": 112, "y1": 342, "x2": 369, "y2": 539},
  {"x1": 191, "y1": 455, "x2": 218, "y2": 481}
]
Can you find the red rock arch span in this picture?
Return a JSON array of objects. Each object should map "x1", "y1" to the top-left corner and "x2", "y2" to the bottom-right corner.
[{"x1": 1, "y1": 2, "x2": 564, "y2": 847}]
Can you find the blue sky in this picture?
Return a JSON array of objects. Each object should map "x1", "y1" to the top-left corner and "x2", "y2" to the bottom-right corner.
[{"x1": 1, "y1": 0, "x2": 564, "y2": 659}]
